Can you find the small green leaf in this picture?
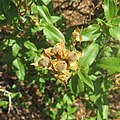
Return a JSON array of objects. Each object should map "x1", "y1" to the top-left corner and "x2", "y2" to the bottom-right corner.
[
  {"x1": 102, "y1": 105, "x2": 108, "y2": 119},
  {"x1": 78, "y1": 69, "x2": 94, "y2": 90},
  {"x1": 24, "y1": 41, "x2": 37, "y2": 51},
  {"x1": 37, "y1": 5, "x2": 53, "y2": 24},
  {"x1": 96, "y1": 57, "x2": 120, "y2": 73},
  {"x1": 81, "y1": 24, "x2": 100, "y2": 41},
  {"x1": 112, "y1": 17, "x2": 120, "y2": 24},
  {"x1": 43, "y1": 25, "x2": 65, "y2": 43},
  {"x1": 31, "y1": 3, "x2": 38, "y2": 14},
  {"x1": 41, "y1": 16, "x2": 61, "y2": 25},
  {"x1": 104, "y1": 0, "x2": 117, "y2": 21},
  {"x1": 60, "y1": 113, "x2": 67, "y2": 120},
  {"x1": 12, "y1": 58, "x2": 25, "y2": 81},
  {"x1": 0, "y1": 100, "x2": 8, "y2": 107},
  {"x1": 109, "y1": 26, "x2": 120, "y2": 41},
  {"x1": 51, "y1": 16, "x2": 61, "y2": 23},
  {"x1": 67, "y1": 106, "x2": 78, "y2": 114},
  {"x1": 79, "y1": 42, "x2": 99, "y2": 67},
  {"x1": 12, "y1": 43, "x2": 20, "y2": 56},
  {"x1": 70, "y1": 74, "x2": 84, "y2": 95},
  {"x1": 41, "y1": 0, "x2": 51, "y2": 5}
]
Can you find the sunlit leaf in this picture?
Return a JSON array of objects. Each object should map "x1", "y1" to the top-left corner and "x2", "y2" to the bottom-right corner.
[
  {"x1": 37, "y1": 5, "x2": 53, "y2": 24},
  {"x1": 78, "y1": 69, "x2": 94, "y2": 90},
  {"x1": 104, "y1": 0, "x2": 117, "y2": 21},
  {"x1": 24, "y1": 41, "x2": 37, "y2": 52},
  {"x1": 79, "y1": 42, "x2": 99, "y2": 67},
  {"x1": 43, "y1": 25, "x2": 65, "y2": 43},
  {"x1": 96, "y1": 57, "x2": 120, "y2": 73},
  {"x1": 12, "y1": 43, "x2": 20, "y2": 56},
  {"x1": 0, "y1": 100, "x2": 8, "y2": 107},
  {"x1": 112, "y1": 17, "x2": 120, "y2": 24},
  {"x1": 12, "y1": 58, "x2": 25, "y2": 81},
  {"x1": 109, "y1": 26, "x2": 120, "y2": 42},
  {"x1": 102, "y1": 105, "x2": 108, "y2": 119},
  {"x1": 81, "y1": 24, "x2": 100, "y2": 41},
  {"x1": 41, "y1": 0, "x2": 51, "y2": 5}
]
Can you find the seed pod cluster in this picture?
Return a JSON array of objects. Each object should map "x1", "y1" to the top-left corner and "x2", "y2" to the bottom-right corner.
[{"x1": 31, "y1": 42, "x2": 81, "y2": 83}]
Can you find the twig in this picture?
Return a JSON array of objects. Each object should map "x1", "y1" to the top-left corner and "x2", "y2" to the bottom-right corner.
[{"x1": 0, "y1": 86, "x2": 12, "y2": 114}]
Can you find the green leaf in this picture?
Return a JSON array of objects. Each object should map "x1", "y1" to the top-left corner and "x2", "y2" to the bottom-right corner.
[
  {"x1": 31, "y1": 3, "x2": 38, "y2": 14},
  {"x1": 37, "y1": 5, "x2": 53, "y2": 24},
  {"x1": 60, "y1": 113, "x2": 67, "y2": 120},
  {"x1": 41, "y1": 0, "x2": 51, "y2": 5},
  {"x1": 102, "y1": 105, "x2": 108, "y2": 119},
  {"x1": 12, "y1": 43, "x2": 20, "y2": 56},
  {"x1": 109, "y1": 26, "x2": 120, "y2": 41},
  {"x1": 81, "y1": 24, "x2": 100, "y2": 41},
  {"x1": 43, "y1": 25, "x2": 65, "y2": 43},
  {"x1": 78, "y1": 69, "x2": 94, "y2": 90},
  {"x1": 67, "y1": 106, "x2": 78, "y2": 114},
  {"x1": 6, "y1": 2, "x2": 18, "y2": 22},
  {"x1": 70, "y1": 74, "x2": 84, "y2": 95},
  {"x1": 1, "y1": 0, "x2": 11, "y2": 12},
  {"x1": 24, "y1": 41, "x2": 37, "y2": 52},
  {"x1": 12, "y1": 58, "x2": 25, "y2": 81},
  {"x1": 0, "y1": 39, "x2": 15, "y2": 51},
  {"x1": 79, "y1": 42, "x2": 99, "y2": 67},
  {"x1": 104, "y1": 0, "x2": 117, "y2": 21},
  {"x1": 0, "y1": 100, "x2": 8, "y2": 107},
  {"x1": 41, "y1": 16, "x2": 61, "y2": 25},
  {"x1": 112, "y1": 17, "x2": 120, "y2": 24},
  {"x1": 96, "y1": 57, "x2": 120, "y2": 73},
  {"x1": 51, "y1": 16, "x2": 61, "y2": 23}
]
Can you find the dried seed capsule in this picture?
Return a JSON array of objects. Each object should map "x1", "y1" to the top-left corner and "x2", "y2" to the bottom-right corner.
[
  {"x1": 56, "y1": 60, "x2": 67, "y2": 71},
  {"x1": 38, "y1": 57, "x2": 51, "y2": 67},
  {"x1": 68, "y1": 51, "x2": 81, "y2": 62},
  {"x1": 51, "y1": 42, "x2": 65, "y2": 55},
  {"x1": 54, "y1": 70, "x2": 71, "y2": 83}
]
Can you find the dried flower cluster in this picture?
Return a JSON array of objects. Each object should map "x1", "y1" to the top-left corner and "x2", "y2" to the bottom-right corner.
[
  {"x1": 72, "y1": 27, "x2": 82, "y2": 42},
  {"x1": 31, "y1": 42, "x2": 81, "y2": 83}
]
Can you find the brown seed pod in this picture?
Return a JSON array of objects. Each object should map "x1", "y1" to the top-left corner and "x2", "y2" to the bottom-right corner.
[
  {"x1": 68, "y1": 51, "x2": 81, "y2": 62},
  {"x1": 51, "y1": 42, "x2": 65, "y2": 55},
  {"x1": 56, "y1": 60, "x2": 67, "y2": 71},
  {"x1": 69, "y1": 61, "x2": 78, "y2": 71},
  {"x1": 53, "y1": 60, "x2": 67, "y2": 72},
  {"x1": 38, "y1": 57, "x2": 51, "y2": 67},
  {"x1": 43, "y1": 47, "x2": 53, "y2": 57},
  {"x1": 115, "y1": 78, "x2": 120, "y2": 85},
  {"x1": 72, "y1": 27, "x2": 82, "y2": 42},
  {"x1": 54, "y1": 70, "x2": 71, "y2": 83}
]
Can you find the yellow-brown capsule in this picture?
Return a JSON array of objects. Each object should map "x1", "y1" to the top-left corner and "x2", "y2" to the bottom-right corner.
[
  {"x1": 51, "y1": 42, "x2": 65, "y2": 55},
  {"x1": 68, "y1": 51, "x2": 81, "y2": 62},
  {"x1": 115, "y1": 78, "x2": 120, "y2": 85},
  {"x1": 72, "y1": 27, "x2": 82, "y2": 42},
  {"x1": 56, "y1": 60, "x2": 67, "y2": 71},
  {"x1": 38, "y1": 57, "x2": 51, "y2": 67},
  {"x1": 54, "y1": 70, "x2": 71, "y2": 83}
]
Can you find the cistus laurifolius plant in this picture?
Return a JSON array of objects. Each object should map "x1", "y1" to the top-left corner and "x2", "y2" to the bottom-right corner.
[
  {"x1": 0, "y1": 0, "x2": 120, "y2": 119},
  {"x1": 31, "y1": 42, "x2": 81, "y2": 83}
]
